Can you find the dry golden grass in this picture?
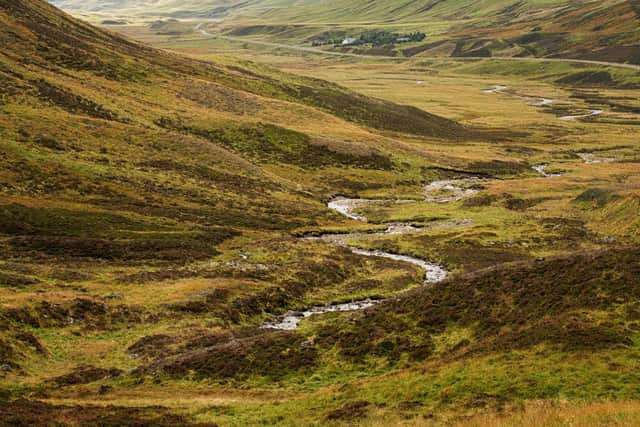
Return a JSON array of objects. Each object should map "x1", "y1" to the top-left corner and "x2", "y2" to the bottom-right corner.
[{"x1": 454, "y1": 400, "x2": 640, "y2": 427}]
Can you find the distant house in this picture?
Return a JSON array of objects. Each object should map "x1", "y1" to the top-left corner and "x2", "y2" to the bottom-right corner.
[
  {"x1": 342, "y1": 37, "x2": 357, "y2": 46},
  {"x1": 397, "y1": 37, "x2": 411, "y2": 42}
]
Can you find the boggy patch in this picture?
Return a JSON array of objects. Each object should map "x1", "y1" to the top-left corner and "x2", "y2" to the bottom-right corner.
[
  {"x1": 139, "y1": 331, "x2": 317, "y2": 381},
  {"x1": 7, "y1": 231, "x2": 236, "y2": 262},
  {"x1": 2, "y1": 298, "x2": 147, "y2": 330},
  {"x1": 157, "y1": 119, "x2": 393, "y2": 170},
  {"x1": 49, "y1": 365, "x2": 123, "y2": 386}
]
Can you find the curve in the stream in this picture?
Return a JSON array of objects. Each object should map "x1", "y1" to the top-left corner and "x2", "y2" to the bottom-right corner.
[
  {"x1": 351, "y1": 248, "x2": 448, "y2": 282},
  {"x1": 262, "y1": 299, "x2": 379, "y2": 330},
  {"x1": 577, "y1": 152, "x2": 617, "y2": 164},
  {"x1": 559, "y1": 110, "x2": 603, "y2": 121},
  {"x1": 532, "y1": 164, "x2": 562, "y2": 178},
  {"x1": 528, "y1": 98, "x2": 555, "y2": 106},
  {"x1": 424, "y1": 179, "x2": 484, "y2": 203},
  {"x1": 482, "y1": 86, "x2": 605, "y2": 121},
  {"x1": 262, "y1": 180, "x2": 478, "y2": 330}
]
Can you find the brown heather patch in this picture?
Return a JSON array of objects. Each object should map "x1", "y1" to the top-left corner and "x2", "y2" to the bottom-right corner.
[
  {"x1": 0, "y1": 399, "x2": 218, "y2": 427},
  {"x1": 316, "y1": 247, "x2": 640, "y2": 364}
]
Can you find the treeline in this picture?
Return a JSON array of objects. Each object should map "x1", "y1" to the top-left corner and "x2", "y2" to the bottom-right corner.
[{"x1": 311, "y1": 30, "x2": 426, "y2": 47}]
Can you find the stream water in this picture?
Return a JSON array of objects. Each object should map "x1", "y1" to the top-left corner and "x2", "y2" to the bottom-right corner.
[
  {"x1": 532, "y1": 164, "x2": 562, "y2": 178},
  {"x1": 423, "y1": 178, "x2": 484, "y2": 203},
  {"x1": 482, "y1": 85, "x2": 604, "y2": 121},
  {"x1": 577, "y1": 152, "x2": 617, "y2": 164},
  {"x1": 262, "y1": 299, "x2": 379, "y2": 330},
  {"x1": 262, "y1": 180, "x2": 479, "y2": 330},
  {"x1": 559, "y1": 110, "x2": 603, "y2": 121}
]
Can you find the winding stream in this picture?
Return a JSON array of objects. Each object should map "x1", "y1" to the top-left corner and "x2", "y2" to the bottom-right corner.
[
  {"x1": 262, "y1": 180, "x2": 479, "y2": 330},
  {"x1": 327, "y1": 198, "x2": 412, "y2": 222},
  {"x1": 482, "y1": 85, "x2": 604, "y2": 121},
  {"x1": 350, "y1": 248, "x2": 447, "y2": 282},
  {"x1": 423, "y1": 178, "x2": 484, "y2": 203},
  {"x1": 532, "y1": 164, "x2": 561, "y2": 178},
  {"x1": 559, "y1": 110, "x2": 603, "y2": 121},
  {"x1": 528, "y1": 98, "x2": 555, "y2": 106},
  {"x1": 577, "y1": 152, "x2": 617, "y2": 164},
  {"x1": 262, "y1": 299, "x2": 379, "y2": 330}
]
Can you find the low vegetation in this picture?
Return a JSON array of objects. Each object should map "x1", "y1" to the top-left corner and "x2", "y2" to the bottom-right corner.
[{"x1": 2, "y1": 0, "x2": 640, "y2": 425}]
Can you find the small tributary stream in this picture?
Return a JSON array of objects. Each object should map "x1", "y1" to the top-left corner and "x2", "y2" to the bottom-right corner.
[{"x1": 262, "y1": 180, "x2": 478, "y2": 330}]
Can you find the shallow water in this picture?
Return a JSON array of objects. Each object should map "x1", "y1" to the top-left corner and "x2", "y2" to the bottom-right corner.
[
  {"x1": 423, "y1": 178, "x2": 484, "y2": 203},
  {"x1": 577, "y1": 152, "x2": 617, "y2": 164},
  {"x1": 483, "y1": 85, "x2": 507, "y2": 94},
  {"x1": 262, "y1": 193, "x2": 454, "y2": 330},
  {"x1": 532, "y1": 164, "x2": 561, "y2": 178},
  {"x1": 262, "y1": 299, "x2": 379, "y2": 330},
  {"x1": 327, "y1": 197, "x2": 371, "y2": 221},
  {"x1": 528, "y1": 98, "x2": 555, "y2": 106},
  {"x1": 559, "y1": 110, "x2": 603, "y2": 121},
  {"x1": 350, "y1": 248, "x2": 448, "y2": 283}
]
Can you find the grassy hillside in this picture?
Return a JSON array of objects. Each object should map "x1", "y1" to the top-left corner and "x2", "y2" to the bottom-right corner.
[
  {"x1": 3, "y1": 0, "x2": 640, "y2": 425},
  {"x1": 0, "y1": 0, "x2": 467, "y2": 403},
  {"x1": 50, "y1": 0, "x2": 640, "y2": 63},
  {"x1": 50, "y1": 0, "x2": 592, "y2": 21}
]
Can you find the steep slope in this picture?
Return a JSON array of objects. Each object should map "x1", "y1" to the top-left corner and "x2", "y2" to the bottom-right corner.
[
  {"x1": 0, "y1": 0, "x2": 466, "y2": 390},
  {"x1": 0, "y1": 0, "x2": 466, "y2": 250}
]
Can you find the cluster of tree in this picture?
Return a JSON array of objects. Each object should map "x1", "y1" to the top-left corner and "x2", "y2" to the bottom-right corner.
[{"x1": 311, "y1": 30, "x2": 426, "y2": 47}]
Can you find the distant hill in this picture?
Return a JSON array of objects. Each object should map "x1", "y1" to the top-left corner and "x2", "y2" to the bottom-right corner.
[
  {"x1": 49, "y1": 0, "x2": 640, "y2": 63},
  {"x1": 49, "y1": 0, "x2": 590, "y2": 21}
]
